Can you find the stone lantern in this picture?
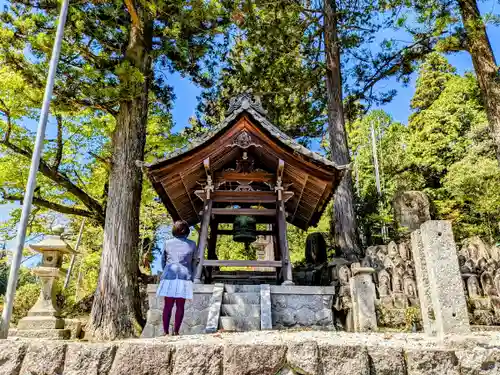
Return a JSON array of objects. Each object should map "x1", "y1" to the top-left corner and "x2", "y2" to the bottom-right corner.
[{"x1": 17, "y1": 226, "x2": 74, "y2": 339}]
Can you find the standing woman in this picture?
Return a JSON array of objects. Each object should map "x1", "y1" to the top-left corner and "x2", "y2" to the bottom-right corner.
[{"x1": 157, "y1": 220, "x2": 196, "y2": 336}]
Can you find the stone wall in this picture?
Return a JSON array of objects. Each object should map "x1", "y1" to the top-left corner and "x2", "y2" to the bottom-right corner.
[
  {"x1": 142, "y1": 284, "x2": 213, "y2": 337},
  {"x1": 270, "y1": 286, "x2": 335, "y2": 329},
  {"x1": 1, "y1": 331, "x2": 500, "y2": 375}
]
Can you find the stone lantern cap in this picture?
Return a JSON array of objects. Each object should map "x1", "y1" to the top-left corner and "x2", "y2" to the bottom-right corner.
[{"x1": 28, "y1": 225, "x2": 76, "y2": 255}]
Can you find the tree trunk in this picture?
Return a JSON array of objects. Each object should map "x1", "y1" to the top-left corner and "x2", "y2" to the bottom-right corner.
[
  {"x1": 458, "y1": 0, "x2": 500, "y2": 166},
  {"x1": 323, "y1": 0, "x2": 362, "y2": 259},
  {"x1": 86, "y1": 11, "x2": 152, "y2": 340}
]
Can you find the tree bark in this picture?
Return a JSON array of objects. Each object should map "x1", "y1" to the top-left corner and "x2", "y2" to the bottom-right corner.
[
  {"x1": 458, "y1": 0, "x2": 500, "y2": 166},
  {"x1": 323, "y1": 0, "x2": 362, "y2": 259},
  {"x1": 86, "y1": 6, "x2": 152, "y2": 339}
]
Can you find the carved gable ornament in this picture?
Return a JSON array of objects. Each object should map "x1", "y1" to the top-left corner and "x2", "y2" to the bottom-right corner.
[{"x1": 227, "y1": 131, "x2": 262, "y2": 149}]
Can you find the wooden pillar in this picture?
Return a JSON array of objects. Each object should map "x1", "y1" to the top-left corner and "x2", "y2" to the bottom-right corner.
[
  {"x1": 272, "y1": 225, "x2": 282, "y2": 282},
  {"x1": 277, "y1": 199, "x2": 294, "y2": 285},
  {"x1": 206, "y1": 219, "x2": 219, "y2": 283},
  {"x1": 194, "y1": 198, "x2": 212, "y2": 284}
]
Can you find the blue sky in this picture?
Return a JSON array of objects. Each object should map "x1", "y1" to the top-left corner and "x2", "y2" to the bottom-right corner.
[{"x1": 0, "y1": 0, "x2": 499, "y2": 264}]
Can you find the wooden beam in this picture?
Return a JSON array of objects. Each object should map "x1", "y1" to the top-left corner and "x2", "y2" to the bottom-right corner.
[
  {"x1": 292, "y1": 175, "x2": 308, "y2": 222},
  {"x1": 208, "y1": 208, "x2": 276, "y2": 216},
  {"x1": 195, "y1": 190, "x2": 293, "y2": 204},
  {"x1": 217, "y1": 229, "x2": 274, "y2": 235},
  {"x1": 180, "y1": 173, "x2": 200, "y2": 221},
  {"x1": 215, "y1": 171, "x2": 274, "y2": 183},
  {"x1": 203, "y1": 260, "x2": 282, "y2": 268},
  {"x1": 215, "y1": 216, "x2": 276, "y2": 224}
]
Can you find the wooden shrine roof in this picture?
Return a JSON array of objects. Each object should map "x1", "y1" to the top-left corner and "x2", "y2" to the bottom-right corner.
[{"x1": 143, "y1": 93, "x2": 347, "y2": 230}]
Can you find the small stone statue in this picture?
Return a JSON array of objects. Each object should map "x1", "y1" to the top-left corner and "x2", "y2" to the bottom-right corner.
[
  {"x1": 377, "y1": 270, "x2": 391, "y2": 298},
  {"x1": 466, "y1": 275, "x2": 481, "y2": 298},
  {"x1": 334, "y1": 265, "x2": 353, "y2": 331}
]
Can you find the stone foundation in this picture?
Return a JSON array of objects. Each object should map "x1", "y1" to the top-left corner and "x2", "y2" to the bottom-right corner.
[
  {"x1": 142, "y1": 284, "x2": 335, "y2": 337},
  {"x1": 270, "y1": 286, "x2": 335, "y2": 329},
  {"x1": 1, "y1": 331, "x2": 500, "y2": 374},
  {"x1": 142, "y1": 284, "x2": 214, "y2": 337}
]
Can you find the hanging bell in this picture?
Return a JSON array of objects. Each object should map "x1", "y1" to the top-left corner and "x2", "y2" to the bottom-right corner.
[{"x1": 233, "y1": 215, "x2": 257, "y2": 244}]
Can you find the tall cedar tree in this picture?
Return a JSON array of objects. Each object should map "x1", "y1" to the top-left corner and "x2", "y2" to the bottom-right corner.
[
  {"x1": 0, "y1": 0, "x2": 232, "y2": 339},
  {"x1": 405, "y1": 0, "x2": 500, "y2": 166},
  {"x1": 195, "y1": 0, "x2": 436, "y2": 259}
]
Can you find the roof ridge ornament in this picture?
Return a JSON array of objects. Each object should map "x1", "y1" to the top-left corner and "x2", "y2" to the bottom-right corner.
[{"x1": 226, "y1": 91, "x2": 268, "y2": 116}]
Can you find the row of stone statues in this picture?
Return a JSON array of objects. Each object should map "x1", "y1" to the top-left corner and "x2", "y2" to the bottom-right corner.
[{"x1": 297, "y1": 230, "x2": 500, "y2": 329}]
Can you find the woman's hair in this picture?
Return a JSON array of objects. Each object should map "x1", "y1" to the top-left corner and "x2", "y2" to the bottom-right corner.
[{"x1": 172, "y1": 220, "x2": 190, "y2": 238}]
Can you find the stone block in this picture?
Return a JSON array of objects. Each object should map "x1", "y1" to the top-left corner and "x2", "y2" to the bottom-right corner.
[
  {"x1": 0, "y1": 341, "x2": 26, "y2": 375},
  {"x1": 20, "y1": 341, "x2": 66, "y2": 375},
  {"x1": 64, "y1": 343, "x2": 116, "y2": 375},
  {"x1": 64, "y1": 318, "x2": 82, "y2": 339},
  {"x1": 141, "y1": 323, "x2": 156, "y2": 338},
  {"x1": 223, "y1": 292, "x2": 260, "y2": 305},
  {"x1": 17, "y1": 316, "x2": 65, "y2": 330},
  {"x1": 405, "y1": 348, "x2": 460, "y2": 375},
  {"x1": 205, "y1": 283, "x2": 224, "y2": 333},
  {"x1": 350, "y1": 267, "x2": 378, "y2": 332},
  {"x1": 410, "y1": 229, "x2": 437, "y2": 335},
  {"x1": 319, "y1": 344, "x2": 370, "y2": 375},
  {"x1": 295, "y1": 307, "x2": 315, "y2": 326},
  {"x1": 109, "y1": 342, "x2": 172, "y2": 375},
  {"x1": 286, "y1": 341, "x2": 319, "y2": 375},
  {"x1": 16, "y1": 328, "x2": 71, "y2": 340},
  {"x1": 221, "y1": 304, "x2": 260, "y2": 317},
  {"x1": 172, "y1": 344, "x2": 222, "y2": 375},
  {"x1": 314, "y1": 309, "x2": 334, "y2": 326},
  {"x1": 223, "y1": 344, "x2": 286, "y2": 375},
  {"x1": 456, "y1": 348, "x2": 500, "y2": 375},
  {"x1": 260, "y1": 284, "x2": 272, "y2": 330},
  {"x1": 420, "y1": 221, "x2": 470, "y2": 336},
  {"x1": 368, "y1": 347, "x2": 406, "y2": 375}
]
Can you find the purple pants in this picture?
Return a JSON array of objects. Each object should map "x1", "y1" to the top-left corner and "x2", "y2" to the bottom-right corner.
[{"x1": 163, "y1": 297, "x2": 186, "y2": 334}]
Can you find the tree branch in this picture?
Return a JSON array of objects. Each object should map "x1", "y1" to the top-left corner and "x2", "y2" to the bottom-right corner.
[
  {"x1": 124, "y1": 0, "x2": 141, "y2": 28},
  {"x1": 0, "y1": 139, "x2": 105, "y2": 224},
  {"x1": 2, "y1": 194, "x2": 97, "y2": 220}
]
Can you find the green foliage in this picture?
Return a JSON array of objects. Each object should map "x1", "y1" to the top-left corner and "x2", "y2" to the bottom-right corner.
[
  {"x1": 10, "y1": 282, "x2": 40, "y2": 325},
  {"x1": 352, "y1": 54, "x2": 500, "y2": 244}
]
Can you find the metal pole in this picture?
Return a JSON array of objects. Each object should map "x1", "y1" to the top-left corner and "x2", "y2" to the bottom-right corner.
[
  {"x1": 370, "y1": 122, "x2": 388, "y2": 241},
  {"x1": 370, "y1": 122, "x2": 382, "y2": 198},
  {"x1": 64, "y1": 218, "x2": 85, "y2": 289},
  {"x1": 0, "y1": 0, "x2": 70, "y2": 339}
]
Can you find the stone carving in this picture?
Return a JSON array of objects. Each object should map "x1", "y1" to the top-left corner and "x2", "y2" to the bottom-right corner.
[
  {"x1": 305, "y1": 232, "x2": 327, "y2": 266},
  {"x1": 456, "y1": 236, "x2": 500, "y2": 325},
  {"x1": 392, "y1": 191, "x2": 431, "y2": 232},
  {"x1": 227, "y1": 131, "x2": 262, "y2": 150},
  {"x1": 333, "y1": 265, "x2": 353, "y2": 331},
  {"x1": 359, "y1": 240, "x2": 420, "y2": 328},
  {"x1": 226, "y1": 91, "x2": 268, "y2": 116}
]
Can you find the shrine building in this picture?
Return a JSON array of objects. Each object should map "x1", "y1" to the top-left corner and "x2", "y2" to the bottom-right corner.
[{"x1": 144, "y1": 93, "x2": 346, "y2": 286}]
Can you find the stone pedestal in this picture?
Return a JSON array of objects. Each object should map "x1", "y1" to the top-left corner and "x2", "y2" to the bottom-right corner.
[
  {"x1": 412, "y1": 221, "x2": 470, "y2": 337},
  {"x1": 349, "y1": 265, "x2": 378, "y2": 332},
  {"x1": 17, "y1": 267, "x2": 70, "y2": 339}
]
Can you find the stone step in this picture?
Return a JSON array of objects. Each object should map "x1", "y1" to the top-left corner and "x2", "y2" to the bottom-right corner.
[
  {"x1": 221, "y1": 304, "x2": 261, "y2": 318},
  {"x1": 219, "y1": 316, "x2": 261, "y2": 332},
  {"x1": 224, "y1": 284, "x2": 261, "y2": 293},
  {"x1": 222, "y1": 292, "x2": 260, "y2": 305}
]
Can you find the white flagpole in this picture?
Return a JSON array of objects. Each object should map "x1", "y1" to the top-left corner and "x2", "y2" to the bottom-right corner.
[{"x1": 0, "y1": 0, "x2": 71, "y2": 339}]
